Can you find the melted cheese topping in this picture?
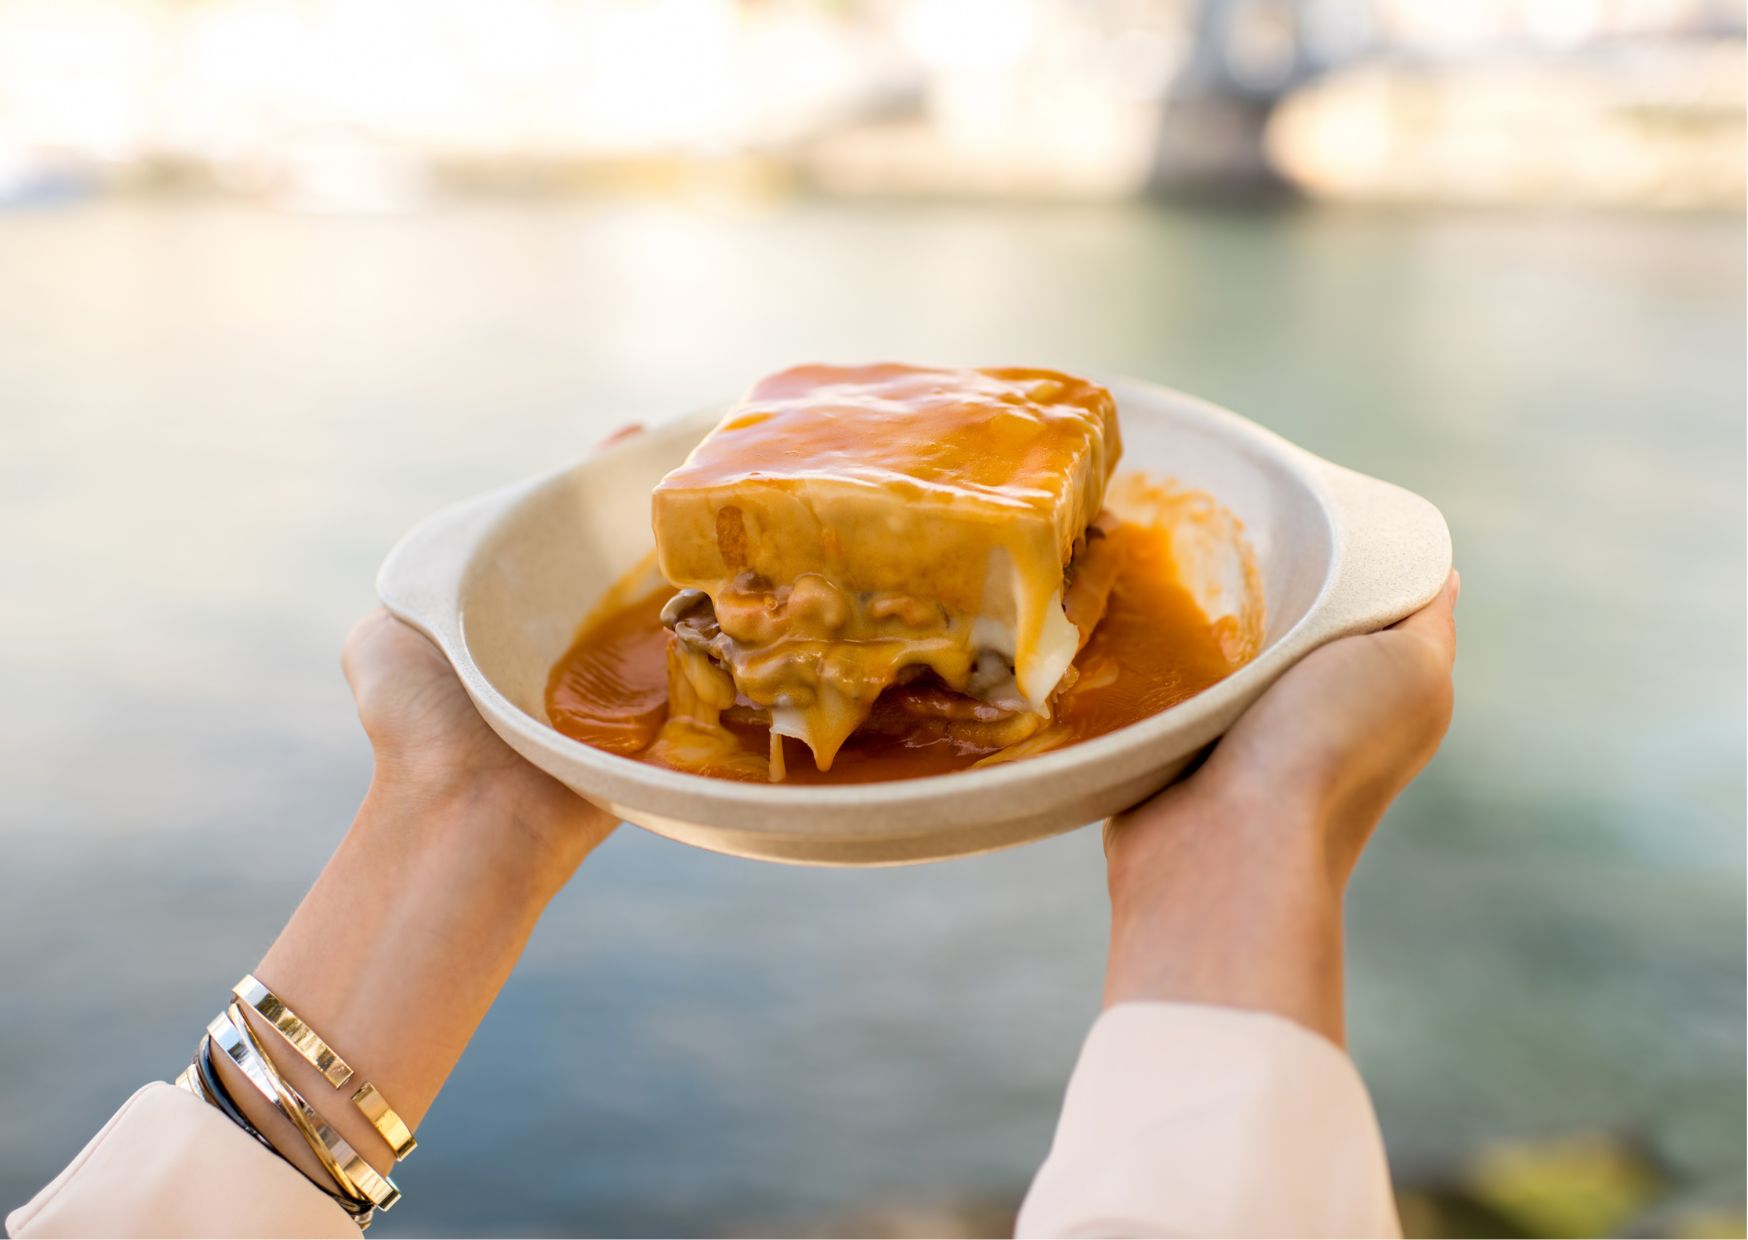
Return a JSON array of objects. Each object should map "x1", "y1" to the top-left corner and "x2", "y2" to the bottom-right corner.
[{"x1": 650, "y1": 363, "x2": 1122, "y2": 770}]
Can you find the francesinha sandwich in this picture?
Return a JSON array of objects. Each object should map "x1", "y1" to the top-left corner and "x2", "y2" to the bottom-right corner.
[{"x1": 649, "y1": 363, "x2": 1124, "y2": 779}]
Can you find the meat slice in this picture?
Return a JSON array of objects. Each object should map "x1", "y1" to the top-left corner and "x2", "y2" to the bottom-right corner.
[{"x1": 657, "y1": 511, "x2": 1127, "y2": 762}]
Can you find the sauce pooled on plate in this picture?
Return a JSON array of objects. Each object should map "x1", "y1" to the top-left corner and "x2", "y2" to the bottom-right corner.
[{"x1": 547, "y1": 511, "x2": 1245, "y2": 784}]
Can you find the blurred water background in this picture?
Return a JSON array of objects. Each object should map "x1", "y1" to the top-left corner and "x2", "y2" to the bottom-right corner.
[{"x1": 0, "y1": 2, "x2": 1743, "y2": 1237}]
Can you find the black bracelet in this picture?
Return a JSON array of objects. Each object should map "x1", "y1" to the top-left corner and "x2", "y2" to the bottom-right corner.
[
  {"x1": 193, "y1": 1035, "x2": 375, "y2": 1222},
  {"x1": 195, "y1": 1034, "x2": 275, "y2": 1150}
]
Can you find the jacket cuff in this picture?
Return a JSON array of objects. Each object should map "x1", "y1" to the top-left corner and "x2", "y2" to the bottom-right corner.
[
  {"x1": 8, "y1": 1082, "x2": 359, "y2": 1238},
  {"x1": 1017, "y1": 1002, "x2": 1401, "y2": 1239}
]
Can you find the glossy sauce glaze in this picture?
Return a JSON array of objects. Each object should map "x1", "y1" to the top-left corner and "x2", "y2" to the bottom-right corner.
[{"x1": 547, "y1": 516, "x2": 1243, "y2": 784}]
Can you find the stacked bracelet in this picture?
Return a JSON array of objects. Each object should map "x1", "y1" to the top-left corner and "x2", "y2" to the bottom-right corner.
[
  {"x1": 181, "y1": 1033, "x2": 376, "y2": 1222},
  {"x1": 233, "y1": 975, "x2": 418, "y2": 1159},
  {"x1": 208, "y1": 1004, "x2": 401, "y2": 1213},
  {"x1": 178, "y1": 975, "x2": 420, "y2": 1227}
]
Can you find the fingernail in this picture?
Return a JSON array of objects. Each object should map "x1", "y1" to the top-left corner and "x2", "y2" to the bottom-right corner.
[{"x1": 1451, "y1": 569, "x2": 1462, "y2": 606}]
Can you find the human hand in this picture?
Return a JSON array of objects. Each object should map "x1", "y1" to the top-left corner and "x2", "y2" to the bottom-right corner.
[
  {"x1": 1101, "y1": 570, "x2": 1460, "y2": 1043},
  {"x1": 1181, "y1": 567, "x2": 1460, "y2": 881},
  {"x1": 340, "y1": 421, "x2": 646, "y2": 871},
  {"x1": 341, "y1": 608, "x2": 613, "y2": 869}
]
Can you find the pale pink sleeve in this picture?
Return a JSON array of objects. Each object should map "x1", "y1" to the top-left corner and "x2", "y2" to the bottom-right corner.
[
  {"x1": 7, "y1": 1082, "x2": 358, "y2": 1238},
  {"x1": 1016, "y1": 1003, "x2": 1401, "y2": 1239}
]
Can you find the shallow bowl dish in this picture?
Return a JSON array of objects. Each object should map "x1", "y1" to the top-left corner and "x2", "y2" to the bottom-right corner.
[{"x1": 378, "y1": 377, "x2": 1450, "y2": 866}]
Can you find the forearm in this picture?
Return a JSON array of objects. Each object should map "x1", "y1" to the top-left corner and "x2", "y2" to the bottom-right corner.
[
  {"x1": 215, "y1": 774, "x2": 608, "y2": 1180},
  {"x1": 1021, "y1": 787, "x2": 1396, "y2": 1237},
  {"x1": 10, "y1": 611, "x2": 626, "y2": 1236},
  {"x1": 1102, "y1": 781, "x2": 1348, "y2": 1044}
]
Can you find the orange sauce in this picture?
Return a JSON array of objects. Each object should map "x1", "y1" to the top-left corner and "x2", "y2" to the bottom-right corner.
[{"x1": 547, "y1": 518, "x2": 1241, "y2": 784}]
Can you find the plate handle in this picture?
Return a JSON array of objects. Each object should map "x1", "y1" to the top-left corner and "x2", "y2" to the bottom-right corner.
[
  {"x1": 1313, "y1": 461, "x2": 1453, "y2": 636},
  {"x1": 375, "y1": 483, "x2": 519, "y2": 646}
]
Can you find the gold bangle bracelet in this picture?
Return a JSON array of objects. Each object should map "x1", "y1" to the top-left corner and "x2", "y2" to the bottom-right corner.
[
  {"x1": 233, "y1": 974, "x2": 354, "y2": 1088},
  {"x1": 209, "y1": 1005, "x2": 401, "y2": 1212},
  {"x1": 232, "y1": 974, "x2": 417, "y2": 1161},
  {"x1": 219, "y1": 1005, "x2": 367, "y2": 1205},
  {"x1": 350, "y1": 1082, "x2": 418, "y2": 1160}
]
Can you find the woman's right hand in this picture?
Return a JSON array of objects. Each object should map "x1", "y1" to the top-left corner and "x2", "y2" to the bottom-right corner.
[{"x1": 1101, "y1": 570, "x2": 1460, "y2": 1043}]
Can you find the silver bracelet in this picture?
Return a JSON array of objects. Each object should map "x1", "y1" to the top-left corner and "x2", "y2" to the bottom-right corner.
[{"x1": 207, "y1": 1004, "x2": 401, "y2": 1214}]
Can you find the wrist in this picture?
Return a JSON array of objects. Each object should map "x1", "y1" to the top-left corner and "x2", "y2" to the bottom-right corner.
[
  {"x1": 1107, "y1": 775, "x2": 1335, "y2": 906},
  {"x1": 1103, "y1": 778, "x2": 1348, "y2": 1043},
  {"x1": 255, "y1": 773, "x2": 604, "y2": 1144},
  {"x1": 362, "y1": 761, "x2": 611, "y2": 895}
]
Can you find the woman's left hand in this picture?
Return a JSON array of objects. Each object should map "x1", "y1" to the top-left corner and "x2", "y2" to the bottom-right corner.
[
  {"x1": 337, "y1": 419, "x2": 647, "y2": 876},
  {"x1": 341, "y1": 607, "x2": 616, "y2": 874}
]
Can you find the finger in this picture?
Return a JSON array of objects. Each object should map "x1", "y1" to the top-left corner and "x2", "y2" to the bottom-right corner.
[
  {"x1": 342, "y1": 608, "x2": 446, "y2": 700},
  {"x1": 339, "y1": 607, "x2": 394, "y2": 697},
  {"x1": 596, "y1": 422, "x2": 646, "y2": 450},
  {"x1": 1390, "y1": 569, "x2": 1459, "y2": 664}
]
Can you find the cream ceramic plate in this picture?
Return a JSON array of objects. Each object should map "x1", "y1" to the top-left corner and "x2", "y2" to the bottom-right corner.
[{"x1": 378, "y1": 377, "x2": 1450, "y2": 866}]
